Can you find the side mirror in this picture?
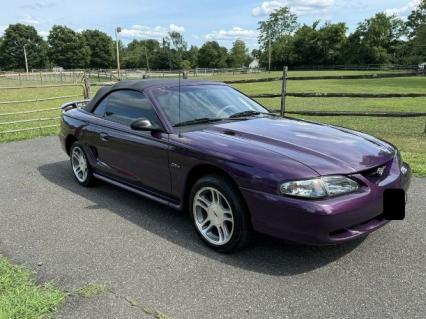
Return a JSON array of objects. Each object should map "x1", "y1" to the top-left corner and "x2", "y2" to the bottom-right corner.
[{"x1": 130, "y1": 118, "x2": 161, "y2": 132}]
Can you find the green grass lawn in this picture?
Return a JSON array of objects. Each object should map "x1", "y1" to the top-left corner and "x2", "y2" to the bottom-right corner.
[
  {"x1": 233, "y1": 76, "x2": 426, "y2": 95},
  {"x1": 257, "y1": 96, "x2": 426, "y2": 113},
  {"x1": 0, "y1": 73, "x2": 82, "y2": 88},
  {"x1": 0, "y1": 71, "x2": 425, "y2": 176},
  {"x1": 194, "y1": 69, "x2": 409, "y2": 81},
  {"x1": 0, "y1": 255, "x2": 65, "y2": 319},
  {"x1": 0, "y1": 86, "x2": 83, "y2": 142}
]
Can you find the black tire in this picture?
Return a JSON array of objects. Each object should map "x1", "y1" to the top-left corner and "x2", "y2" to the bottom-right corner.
[
  {"x1": 189, "y1": 174, "x2": 252, "y2": 253},
  {"x1": 70, "y1": 141, "x2": 95, "y2": 187}
]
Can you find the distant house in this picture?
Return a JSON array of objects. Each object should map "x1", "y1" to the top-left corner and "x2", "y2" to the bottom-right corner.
[
  {"x1": 249, "y1": 59, "x2": 260, "y2": 69},
  {"x1": 52, "y1": 67, "x2": 64, "y2": 72}
]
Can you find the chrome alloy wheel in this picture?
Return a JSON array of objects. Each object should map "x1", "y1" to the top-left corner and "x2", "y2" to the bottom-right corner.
[
  {"x1": 71, "y1": 146, "x2": 88, "y2": 183},
  {"x1": 193, "y1": 187, "x2": 235, "y2": 245}
]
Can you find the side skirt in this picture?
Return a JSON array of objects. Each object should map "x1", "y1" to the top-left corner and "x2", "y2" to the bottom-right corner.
[{"x1": 93, "y1": 173, "x2": 182, "y2": 210}]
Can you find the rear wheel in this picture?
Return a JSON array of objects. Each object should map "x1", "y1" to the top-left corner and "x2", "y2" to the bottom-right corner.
[
  {"x1": 190, "y1": 175, "x2": 252, "y2": 253},
  {"x1": 70, "y1": 142, "x2": 95, "y2": 186}
]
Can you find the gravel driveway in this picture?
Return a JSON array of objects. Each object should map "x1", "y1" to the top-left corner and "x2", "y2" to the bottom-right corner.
[{"x1": 0, "y1": 136, "x2": 425, "y2": 319}]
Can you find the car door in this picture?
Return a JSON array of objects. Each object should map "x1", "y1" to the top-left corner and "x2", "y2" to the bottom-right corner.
[{"x1": 87, "y1": 89, "x2": 171, "y2": 196}]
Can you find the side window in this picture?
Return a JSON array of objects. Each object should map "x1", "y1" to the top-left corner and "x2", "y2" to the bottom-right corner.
[{"x1": 93, "y1": 90, "x2": 161, "y2": 127}]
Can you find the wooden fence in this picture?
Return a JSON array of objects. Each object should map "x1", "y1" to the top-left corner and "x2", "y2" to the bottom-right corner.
[
  {"x1": 0, "y1": 71, "x2": 84, "y2": 88},
  {"x1": 234, "y1": 66, "x2": 426, "y2": 118},
  {"x1": 1, "y1": 68, "x2": 425, "y2": 139},
  {"x1": 0, "y1": 83, "x2": 85, "y2": 139}
]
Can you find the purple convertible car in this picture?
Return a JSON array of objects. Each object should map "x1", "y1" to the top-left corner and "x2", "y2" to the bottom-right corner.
[{"x1": 59, "y1": 80, "x2": 411, "y2": 252}]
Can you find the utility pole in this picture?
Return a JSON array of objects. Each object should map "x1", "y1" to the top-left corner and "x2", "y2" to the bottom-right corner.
[
  {"x1": 169, "y1": 43, "x2": 172, "y2": 71},
  {"x1": 115, "y1": 27, "x2": 122, "y2": 80},
  {"x1": 23, "y1": 45, "x2": 29, "y2": 73},
  {"x1": 14, "y1": 40, "x2": 30, "y2": 72},
  {"x1": 268, "y1": 36, "x2": 271, "y2": 73},
  {"x1": 144, "y1": 43, "x2": 150, "y2": 72}
]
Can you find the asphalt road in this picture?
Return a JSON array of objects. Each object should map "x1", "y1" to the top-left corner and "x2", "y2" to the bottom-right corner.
[{"x1": 0, "y1": 136, "x2": 425, "y2": 319}]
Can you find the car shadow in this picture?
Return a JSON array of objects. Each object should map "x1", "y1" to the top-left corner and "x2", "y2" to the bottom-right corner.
[{"x1": 38, "y1": 160, "x2": 365, "y2": 276}]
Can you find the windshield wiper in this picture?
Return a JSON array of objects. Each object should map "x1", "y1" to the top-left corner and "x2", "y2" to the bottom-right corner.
[
  {"x1": 173, "y1": 117, "x2": 223, "y2": 127},
  {"x1": 229, "y1": 110, "x2": 278, "y2": 118}
]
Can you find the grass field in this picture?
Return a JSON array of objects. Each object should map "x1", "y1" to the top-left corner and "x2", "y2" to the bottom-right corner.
[
  {"x1": 233, "y1": 76, "x2": 426, "y2": 94},
  {"x1": 0, "y1": 255, "x2": 65, "y2": 319},
  {"x1": 0, "y1": 71, "x2": 425, "y2": 176},
  {"x1": 194, "y1": 69, "x2": 410, "y2": 81},
  {"x1": 87, "y1": 69, "x2": 411, "y2": 83},
  {"x1": 0, "y1": 85, "x2": 83, "y2": 142},
  {"x1": 0, "y1": 73, "x2": 82, "y2": 88}
]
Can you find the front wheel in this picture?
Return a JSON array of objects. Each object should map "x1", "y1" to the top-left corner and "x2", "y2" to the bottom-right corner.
[
  {"x1": 189, "y1": 175, "x2": 252, "y2": 253},
  {"x1": 70, "y1": 141, "x2": 95, "y2": 187}
]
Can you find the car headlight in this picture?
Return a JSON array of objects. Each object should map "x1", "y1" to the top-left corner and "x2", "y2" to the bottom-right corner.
[{"x1": 279, "y1": 176, "x2": 360, "y2": 199}]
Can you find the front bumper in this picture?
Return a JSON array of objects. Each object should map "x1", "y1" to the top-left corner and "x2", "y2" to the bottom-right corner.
[
  {"x1": 59, "y1": 130, "x2": 67, "y2": 154},
  {"x1": 241, "y1": 160, "x2": 411, "y2": 245}
]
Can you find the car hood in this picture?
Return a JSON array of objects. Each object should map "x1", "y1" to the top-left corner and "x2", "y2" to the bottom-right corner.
[{"x1": 202, "y1": 117, "x2": 395, "y2": 175}]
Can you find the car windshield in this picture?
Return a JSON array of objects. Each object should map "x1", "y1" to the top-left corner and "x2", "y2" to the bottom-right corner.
[{"x1": 151, "y1": 85, "x2": 269, "y2": 126}]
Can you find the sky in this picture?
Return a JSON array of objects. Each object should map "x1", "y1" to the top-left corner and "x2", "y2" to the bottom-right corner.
[{"x1": 0, "y1": 0, "x2": 421, "y2": 50}]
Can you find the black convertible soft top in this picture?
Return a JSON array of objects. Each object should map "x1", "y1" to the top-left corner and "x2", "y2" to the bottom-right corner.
[{"x1": 83, "y1": 79, "x2": 225, "y2": 113}]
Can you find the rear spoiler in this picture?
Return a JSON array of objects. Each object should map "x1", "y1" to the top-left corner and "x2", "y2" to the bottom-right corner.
[{"x1": 61, "y1": 99, "x2": 91, "y2": 112}]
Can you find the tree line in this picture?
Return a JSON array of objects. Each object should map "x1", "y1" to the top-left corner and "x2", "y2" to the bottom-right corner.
[
  {"x1": 258, "y1": 1, "x2": 425, "y2": 68},
  {"x1": 0, "y1": 24, "x2": 250, "y2": 71},
  {"x1": 0, "y1": 0, "x2": 424, "y2": 71}
]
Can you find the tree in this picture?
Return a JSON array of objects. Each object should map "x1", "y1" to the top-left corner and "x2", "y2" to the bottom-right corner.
[
  {"x1": 179, "y1": 60, "x2": 192, "y2": 70},
  {"x1": 408, "y1": 23, "x2": 426, "y2": 63},
  {"x1": 0, "y1": 24, "x2": 48, "y2": 70},
  {"x1": 122, "y1": 39, "x2": 161, "y2": 69},
  {"x1": 251, "y1": 49, "x2": 261, "y2": 59},
  {"x1": 167, "y1": 31, "x2": 187, "y2": 67},
  {"x1": 168, "y1": 31, "x2": 186, "y2": 52},
  {"x1": 407, "y1": 0, "x2": 426, "y2": 38},
  {"x1": 257, "y1": 6, "x2": 298, "y2": 48},
  {"x1": 230, "y1": 40, "x2": 249, "y2": 67},
  {"x1": 291, "y1": 23, "x2": 320, "y2": 65},
  {"x1": 0, "y1": 37, "x2": 4, "y2": 69},
  {"x1": 262, "y1": 35, "x2": 295, "y2": 67},
  {"x1": 82, "y1": 29, "x2": 114, "y2": 68},
  {"x1": 183, "y1": 45, "x2": 199, "y2": 68},
  {"x1": 198, "y1": 41, "x2": 228, "y2": 68},
  {"x1": 316, "y1": 22, "x2": 347, "y2": 65},
  {"x1": 343, "y1": 13, "x2": 406, "y2": 64},
  {"x1": 403, "y1": 0, "x2": 426, "y2": 63},
  {"x1": 48, "y1": 25, "x2": 90, "y2": 69}
]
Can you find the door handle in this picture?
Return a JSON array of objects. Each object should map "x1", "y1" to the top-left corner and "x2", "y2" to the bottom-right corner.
[{"x1": 99, "y1": 133, "x2": 109, "y2": 141}]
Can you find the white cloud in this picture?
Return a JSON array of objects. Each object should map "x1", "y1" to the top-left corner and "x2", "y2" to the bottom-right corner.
[
  {"x1": 38, "y1": 30, "x2": 49, "y2": 39},
  {"x1": 252, "y1": 1, "x2": 282, "y2": 16},
  {"x1": 0, "y1": 25, "x2": 7, "y2": 36},
  {"x1": 169, "y1": 23, "x2": 185, "y2": 33},
  {"x1": 205, "y1": 27, "x2": 258, "y2": 41},
  {"x1": 19, "y1": 15, "x2": 41, "y2": 25},
  {"x1": 20, "y1": 1, "x2": 56, "y2": 10},
  {"x1": 252, "y1": 0, "x2": 335, "y2": 17},
  {"x1": 385, "y1": 0, "x2": 420, "y2": 17},
  {"x1": 120, "y1": 24, "x2": 185, "y2": 39}
]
